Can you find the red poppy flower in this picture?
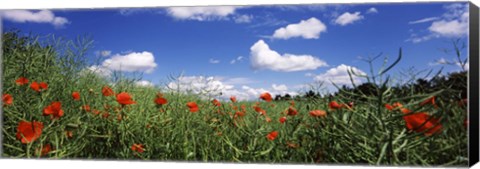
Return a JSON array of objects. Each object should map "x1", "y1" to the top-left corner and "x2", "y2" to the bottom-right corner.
[
  {"x1": 309, "y1": 110, "x2": 327, "y2": 117},
  {"x1": 260, "y1": 92, "x2": 272, "y2": 102},
  {"x1": 400, "y1": 108, "x2": 412, "y2": 114},
  {"x1": 235, "y1": 111, "x2": 245, "y2": 117},
  {"x1": 39, "y1": 82, "x2": 48, "y2": 90},
  {"x1": 81, "y1": 105, "x2": 91, "y2": 112},
  {"x1": 212, "y1": 99, "x2": 221, "y2": 107},
  {"x1": 385, "y1": 104, "x2": 394, "y2": 110},
  {"x1": 154, "y1": 97, "x2": 168, "y2": 106},
  {"x1": 329, "y1": 101, "x2": 342, "y2": 110},
  {"x1": 253, "y1": 106, "x2": 266, "y2": 115},
  {"x1": 92, "y1": 109, "x2": 101, "y2": 116},
  {"x1": 38, "y1": 144, "x2": 52, "y2": 156},
  {"x1": 265, "y1": 117, "x2": 272, "y2": 123},
  {"x1": 16, "y1": 120, "x2": 44, "y2": 144},
  {"x1": 43, "y1": 101, "x2": 64, "y2": 119},
  {"x1": 240, "y1": 104, "x2": 246, "y2": 112},
  {"x1": 290, "y1": 101, "x2": 295, "y2": 107},
  {"x1": 15, "y1": 77, "x2": 29, "y2": 86},
  {"x1": 187, "y1": 102, "x2": 199, "y2": 113},
  {"x1": 402, "y1": 112, "x2": 442, "y2": 136},
  {"x1": 30, "y1": 81, "x2": 40, "y2": 92},
  {"x1": 131, "y1": 144, "x2": 145, "y2": 153},
  {"x1": 2, "y1": 94, "x2": 13, "y2": 106},
  {"x1": 420, "y1": 96, "x2": 437, "y2": 108},
  {"x1": 266, "y1": 131, "x2": 278, "y2": 141},
  {"x1": 116, "y1": 92, "x2": 136, "y2": 105},
  {"x1": 72, "y1": 92, "x2": 80, "y2": 101},
  {"x1": 230, "y1": 96, "x2": 237, "y2": 103},
  {"x1": 102, "y1": 86, "x2": 115, "y2": 96},
  {"x1": 279, "y1": 116, "x2": 287, "y2": 123},
  {"x1": 287, "y1": 107, "x2": 298, "y2": 116}
]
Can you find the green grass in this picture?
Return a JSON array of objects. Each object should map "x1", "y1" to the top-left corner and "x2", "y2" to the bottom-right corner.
[{"x1": 0, "y1": 31, "x2": 468, "y2": 166}]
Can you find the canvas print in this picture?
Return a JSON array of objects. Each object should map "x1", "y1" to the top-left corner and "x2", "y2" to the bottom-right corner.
[{"x1": 0, "y1": 2, "x2": 473, "y2": 167}]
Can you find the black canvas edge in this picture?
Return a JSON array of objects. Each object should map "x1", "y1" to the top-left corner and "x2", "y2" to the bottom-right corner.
[{"x1": 469, "y1": 1, "x2": 480, "y2": 167}]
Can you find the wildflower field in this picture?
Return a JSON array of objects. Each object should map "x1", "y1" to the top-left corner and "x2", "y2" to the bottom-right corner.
[{"x1": 0, "y1": 31, "x2": 469, "y2": 166}]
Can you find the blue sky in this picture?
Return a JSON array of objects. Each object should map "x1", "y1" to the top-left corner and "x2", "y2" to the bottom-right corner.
[{"x1": 1, "y1": 2, "x2": 470, "y2": 100}]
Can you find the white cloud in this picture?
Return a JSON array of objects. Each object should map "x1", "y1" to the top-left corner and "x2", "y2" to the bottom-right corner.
[
  {"x1": 95, "y1": 50, "x2": 112, "y2": 57},
  {"x1": 408, "y1": 17, "x2": 439, "y2": 24},
  {"x1": 209, "y1": 58, "x2": 220, "y2": 64},
  {"x1": 234, "y1": 14, "x2": 253, "y2": 23},
  {"x1": 428, "y1": 19, "x2": 468, "y2": 37},
  {"x1": 166, "y1": 6, "x2": 237, "y2": 21},
  {"x1": 366, "y1": 7, "x2": 378, "y2": 14},
  {"x1": 407, "y1": 3, "x2": 469, "y2": 43},
  {"x1": 272, "y1": 84, "x2": 288, "y2": 92},
  {"x1": 314, "y1": 64, "x2": 367, "y2": 86},
  {"x1": 223, "y1": 77, "x2": 256, "y2": 85},
  {"x1": 1, "y1": 10, "x2": 69, "y2": 28},
  {"x1": 305, "y1": 73, "x2": 315, "y2": 77},
  {"x1": 272, "y1": 17, "x2": 327, "y2": 39},
  {"x1": 135, "y1": 80, "x2": 155, "y2": 87},
  {"x1": 249, "y1": 40, "x2": 328, "y2": 72},
  {"x1": 166, "y1": 75, "x2": 297, "y2": 101},
  {"x1": 334, "y1": 12, "x2": 364, "y2": 26},
  {"x1": 102, "y1": 51, "x2": 157, "y2": 73},
  {"x1": 230, "y1": 56, "x2": 244, "y2": 64},
  {"x1": 82, "y1": 65, "x2": 112, "y2": 77}
]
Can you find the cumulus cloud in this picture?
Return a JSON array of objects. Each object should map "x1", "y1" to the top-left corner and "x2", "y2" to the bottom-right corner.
[
  {"x1": 366, "y1": 7, "x2": 378, "y2": 14},
  {"x1": 0, "y1": 10, "x2": 69, "y2": 28},
  {"x1": 314, "y1": 64, "x2": 367, "y2": 86},
  {"x1": 166, "y1": 6, "x2": 237, "y2": 21},
  {"x1": 102, "y1": 51, "x2": 157, "y2": 73},
  {"x1": 407, "y1": 3, "x2": 469, "y2": 43},
  {"x1": 249, "y1": 40, "x2": 328, "y2": 72},
  {"x1": 272, "y1": 17, "x2": 327, "y2": 39},
  {"x1": 334, "y1": 12, "x2": 364, "y2": 26},
  {"x1": 135, "y1": 80, "x2": 155, "y2": 87}
]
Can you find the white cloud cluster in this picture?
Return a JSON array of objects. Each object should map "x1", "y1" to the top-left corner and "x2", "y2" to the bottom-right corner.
[
  {"x1": 272, "y1": 17, "x2": 327, "y2": 39},
  {"x1": 135, "y1": 80, "x2": 155, "y2": 87},
  {"x1": 314, "y1": 64, "x2": 366, "y2": 86},
  {"x1": 1, "y1": 10, "x2": 69, "y2": 28},
  {"x1": 166, "y1": 6, "x2": 237, "y2": 21},
  {"x1": 407, "y1": 3, "x2": 469, "y2": 43},
  {"x1": 334, "y1": 12, "x2": 364, "y2": 26},
  {"x1": 166, "y1": 75, "x2": 298, "y2": 101},
  {"x1": 249, "y1": 40, "x2": 328, "y2": 72},
  {"x1": 102, "y1": 51, "x2": 157, "y2": 73}
]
